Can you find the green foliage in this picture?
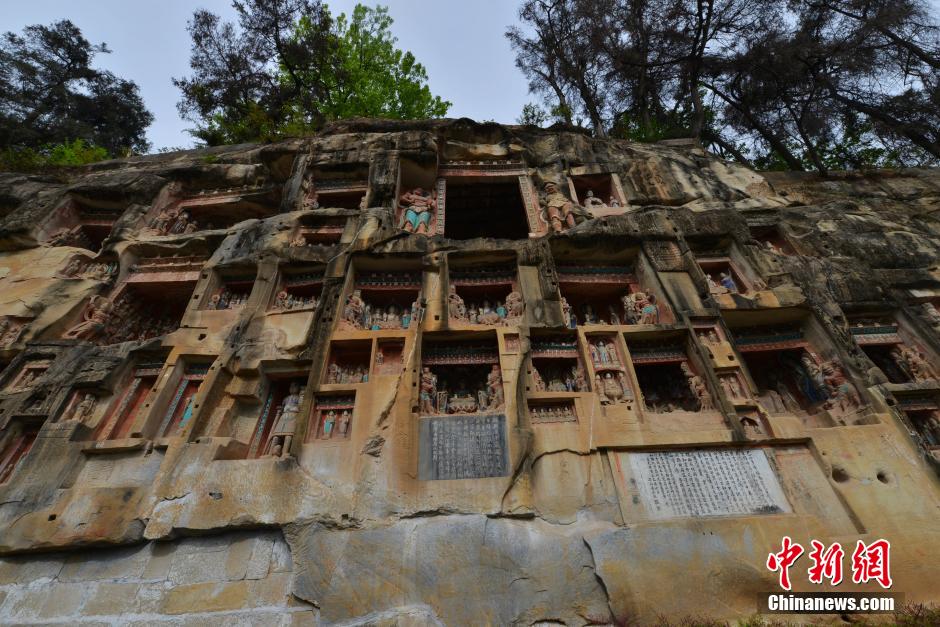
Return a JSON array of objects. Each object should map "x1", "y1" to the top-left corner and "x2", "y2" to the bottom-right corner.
[
  {"x1": 176, "y1": 2, "x2": 449, "y2": 146},
  {"x1": 0, "y1": 139, "x2": 110, "y2": 172},
  {"x1": 609, "y1": 101, "x2": 715, "y2": 143},
  {"x1": 312, "y1": 5, "x2": 450, "y2": 121},
  {"x1": 752, "y1": 118, "x2": 909, "y2": 172},
  {"x1": 0, "y1": 20, "x2": 152, "y2": 154},
  {"x1": 611, "y1": 112, "x2": 691, "y2": 143},
  {"x1": 517, "y1": 103, "x2": 548, "y2": 126},
  {"x1": 516, "y1": 102, "x2": 575, "y2": 127}
]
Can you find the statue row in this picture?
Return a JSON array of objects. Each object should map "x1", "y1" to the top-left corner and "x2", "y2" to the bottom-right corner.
[
  {"x1": 531, "y1": 364, "x2": 588, "y2": 393},
  {"x1": 419, "y1": 366, "x2": 504, "y2": 415},
  {"x1": 638, "y1": 363, "x2": 714, "y2": 413},
  {"x1": 60, "y1": 259, "x2": 118, "y2": 282},
  {"x1": 396, "y1": 182, "x2": 623, "y2": 237},
  {"x1": 325, "y1": 362, "x2": 369, "y2": 385},
  {"x1": 210, "y1": 288, "x2": 249, "y2": 310},
  {"x1": 146, "y1": 207, "x2": 200, "y2": 236},
  {"x1": 447, "y1": 286, "x2": 524, "y2": 325},
  {"x1": 317, "y1": 409, "x2": 352, "y2": 439},
  {"x1": 706, "y1": 271, "x2": 765, "y2": 296},
  {"x1": 530, "y1": 404, "x2": 576, "y2": 423},
  {"x1": 62, "y1": 293, "x2": 179, "y2": 344},
  {"x1": 273, "y1": 291, "x2": 319, "y2": 311},
  {"x1": 99, "y1": 293, "x2": 178, "y2": 343},
  {"x1": 760, "y1": 354, "x2": 860, "y2": 415},
  {"x1": 357, "y1": 272, "x2": 422, "y2": 287},
  {"x1": 561, "y1": 291, "x2": 661, "y2": 328},
  {"x1": 341, "y1": 291, "x2": 422, "y2": 330}
]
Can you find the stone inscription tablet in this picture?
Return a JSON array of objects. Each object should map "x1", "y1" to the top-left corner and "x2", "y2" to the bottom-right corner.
[
  {"x1": 418, "y1": 414, "x2": 508, "y2": 480},
  {"x1": 629, "y1": 449, "x2": 791, "y2": 519}
]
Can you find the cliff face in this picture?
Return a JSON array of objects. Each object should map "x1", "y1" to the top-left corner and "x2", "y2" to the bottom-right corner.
[{"x1": 0, "y1": 119, "x2": 939, "y2": 624}]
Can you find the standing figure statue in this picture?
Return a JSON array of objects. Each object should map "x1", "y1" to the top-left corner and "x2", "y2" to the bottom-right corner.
[
  {"x1": 505, "y1": 291, "x2": 524, "y2": 320},
  {"x1": 595, "y1": 374, "x2": 607, "y2": 404},
  {"x1": 398, "y1": 187, "x2": 437, "y2": 235},
  {"x1": 561, "y1": 297, "x2": 574, "y2": 328},
  {"x1": 342, "y1": 290, "x2": 365, "y2": 329},
  {"x1": 321, "y1": 410, "x2": 336, "y2": 439},
  {"x1": 798, "y1": 354, "x2": 828, "y2": 403},
  {"x1": 64, "y1": 296, "x2": 112, "y2": 341},
  {"x1": 900, "y1": 346, "x2": 937, "y2": 382},
  {"x1": 487, "y1": 365, "x2": 504, "y2": 409},
  {"x1": 447, "y1": 285, "x2": 467, "y2": 321},
  {"x1": 532, "y1": 367, "x2": 546, "y2": 392},
  {"x1": 596, "y1": 340, "x2": 612, "y2": 364},
  {"x1": 269, "y1": 383, "x2": 303, "y2": 456},
  {"x1": 822, "y1": 361, "x2": 861, "y2": 412},
  {"x1": 420, "y1": 367, "x2": 438, "y2": 413},
  {"x1": 621, "y1": 291, "x2": 639, "y2": 324},
  {"x1": 681, "y1": 362, "x2": 713, "y2": 411},
  {"x1": 63, "y1": 393, "x2": 97, "y2": 422}
]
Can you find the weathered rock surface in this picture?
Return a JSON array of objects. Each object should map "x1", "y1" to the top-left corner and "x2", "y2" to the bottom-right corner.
[{"x1": 0, "y1": 118, "x2": 939, "y2": 624}]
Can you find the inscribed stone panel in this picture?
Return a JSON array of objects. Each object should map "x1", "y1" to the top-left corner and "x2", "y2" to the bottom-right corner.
[
  {"x1": 624, "y1": 449, "x2": 791, "y2": 519},
  {"x1": 418, "y1": 414, "x2": 508, "y2": 480}
]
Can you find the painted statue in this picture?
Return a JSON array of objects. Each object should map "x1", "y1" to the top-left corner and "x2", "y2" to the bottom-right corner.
[
  {"x1": 420, "y1": 367, "x2": 437, "y2": 413},
  {"x1": 583, "y1": 189, "x2": 606, "y2": 209},
  {"x1": 505, "y1": 291, "x2": 524, "y2": 319},
  {"x1": 63, "y1": 393, "x2": 97, "y2": 422},
  {"x1": 398, "y1": 187, "x2": 437, "y2": 235},
  {"x1": 448, "y1": 285, "x2": 467, "y2": 321},
  {"x1": 487, "y1": 365, "x2": 504, "y2": 409},
  {"x1": 342, "y1": 290, "x2": 365, "y2": 329},
  {"x1": 64, "y1": 296, "x2": 112, "y2": 341},
  {"x1": 269, "y1": 383, "x2": 303, "y2": 455},
  {"x1": 681, "y1": 362, "x2": 713, "y2": 411},
  {"x1": 540, "y1": 181, "x2": 576, "y2": 233},
  {"x1": 822, "y1": 361, "x2": 861, "y2": 412}
]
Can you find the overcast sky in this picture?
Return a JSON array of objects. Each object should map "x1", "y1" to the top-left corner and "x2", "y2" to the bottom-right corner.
[{"x1": 4, "y1": 0, "x2": 533, "y2": 152}]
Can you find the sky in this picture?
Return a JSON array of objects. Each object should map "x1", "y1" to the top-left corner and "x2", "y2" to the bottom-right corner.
[{"x1": 3, "y1": 0, "x2": 533, "y2": 152}]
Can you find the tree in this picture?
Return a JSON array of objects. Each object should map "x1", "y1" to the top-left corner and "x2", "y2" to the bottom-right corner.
[
  {"x1": 506, "y1": 0, "x2": 608, "y2": 135},
  {"x1": 175, "y1": 2, "x2": 450, "y2": 145},
  {"x1": 507, "y1": 0, "x2": 940, "y2": 172},
  {"x1": 314, "y1": 5, "x2": 450, "y2": 120},
  {"x1": 174, "y1": 0, "x2": 339, "y2": 145},
  {"x1": 0, "y1": 20, "x2": 152, "y2": 155}
]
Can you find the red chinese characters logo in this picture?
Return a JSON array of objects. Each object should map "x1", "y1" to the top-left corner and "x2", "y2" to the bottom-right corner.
[
  {"x1": 766, "y1": 537, "x2": 892, "y2": 590},
  {"x1": 808, "y1": 540, "x2": 844, "y2": 585},
  {"x1": 851, "y1": 539, "x2": 893, "y2": 589},
  {"x1": 766, "y1": 536, "x2": 804, "y2": 590}
]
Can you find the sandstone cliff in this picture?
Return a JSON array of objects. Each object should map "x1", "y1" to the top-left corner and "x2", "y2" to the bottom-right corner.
[{"x1": 0, "y1": 119, "x2": 939, "y2": 625}]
